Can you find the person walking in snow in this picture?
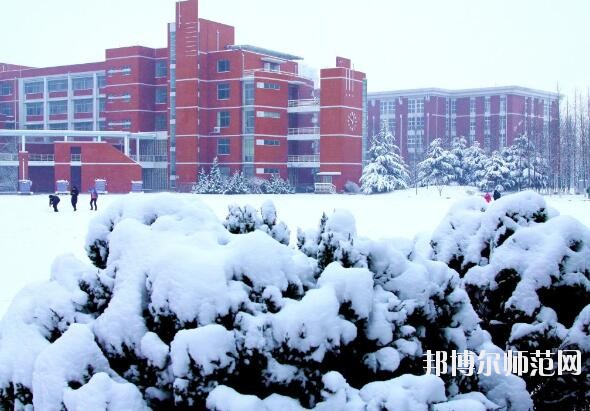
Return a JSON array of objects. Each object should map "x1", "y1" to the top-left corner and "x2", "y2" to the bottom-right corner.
[
  {"x1": 70, "y1": 185, "x2": 79, "y2": 211},
  {"x1": 48, "y1": 194, "x2": 60, "y2": 212},
  {"x1": 90, "y1": 187, "x2": 98, "y2": 211},
  {"x1": 484, "y1": 192, "x2": 492, "y2": 203},
  {"x1": 493, "y1": 188, "x2": 502, "y2": 201}
]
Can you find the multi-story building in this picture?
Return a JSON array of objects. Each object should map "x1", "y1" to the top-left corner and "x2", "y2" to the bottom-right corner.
[
  {"x1": 367, "y1": 87, "x2": 560, "y2": 164},
  {"x1": 0, "y1": 0, "x2": 366, "y2": 193}
]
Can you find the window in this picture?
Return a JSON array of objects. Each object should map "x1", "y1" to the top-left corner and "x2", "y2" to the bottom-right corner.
[
  {"x1": 155, "y1": 60, "x2": 167, "y2": 78},
  {"x1": 387, "y1": 119, "x2": 396, "y2": 133},
  {"x1": 217, "y1": 111, "x2": 230, "y2": 128},
  {"x1": 380, "y1": 101, "x2": 395, "y2": 116},
  {"x1": 25, "y1": 82, "x2": 43, "y2": 94},
  {"x1": 244, "y1": 109, "x2": 254, "y2": 134},
  {"x1": 26, "y1": 102, "x2": 43, "y2": 116},
  {"x1": 99, "y1": 98, "x2": 106, "y2": 113},
  {"x1": 107, "y1": 93, "x2": 131, "y2": 103},
  {"x1": 408, "y1": 99, "x2": 416, "y2": 113},
  {"x1": 0, "y1": 81, "x2": 12, "y2": 96},
  {"x1": 217, "y1": 83, "x2": 230, "y2": 100},
  {"x1": 219, "y1": 166, "x2": 231, "y2": 178},
  {"x1": 72, "y1": 77, "x2": 93, "y2": 91},
  {"x1": 256, "y1": 111, "x2": 280, "y2": 119},
  {"x1": 98, "y1": 121, "x2": 107, "y2": 131},
  {"x1": 256, "y1": 82, "x2": 280, "y2": 90},
  {"x1": 262, "y1": 139, "x2": 279, "y2": 146},
  {"x1": 263, "y1": 62, "x2": 280, "y2": 72},
  {"x1": 485, "y1": 97, "x2": 491, "y2": 114},
  {"x1": 500, "y1": 96, "x2": 506, "y2": 113},
  {"x1": 470, "y1": 98, "x2": 476, "y2": 114},
  {"x1": 49, "y1": 100, "x2": 68, "y2": 115},
  {"x1": 470, "y1": 117, "x2": 476, "y2": 135},
  {"x1": 217, "y1": 138, "x2": 230, "y2": 155},
  {"x1": 243, "y1": 81, "x2": 254, "y2": 105},
  {"x1": 243, "y1": 135, "x2": 254, "y2": 162},
  {"x1": 217, "y1": 59, "x2": 230, "y2": 73},
  {"x1": 49, "y1": 123, "x2": 68, "y2": 130},
  {"x1": 484, "y1": 118, "x2": 491, "y2": 135},
  {"x1": 74, "y1": 122, "x2": 93, "y2": 131},
  {"x1": 26, "y1": 124, "x2": 43, "y2": 130},
  {"x1": 108, "y1": 120, "x2": 131, "y2": 129},
  {"x1": 155, "y1": 114, "x2": 167, "y2": 131},
  {"x1": 155, "y1": 87, "x2": 167, "y2": 104},
  {"x1": 451, "y1": 99, "x2": 456, "y2": 115},
  {"x1": 97, "y1": 75, "x2": 106, "y2": 88},
  {"x1": 417, "y1": 99, "x2": 424, "y2": 113},
  {"x1": 48, "y1": 79, "x2": 68, "y2": 92},
  {"x1": 74, "y1": 99, "x2": 93, "y2": 114},
  {"x1": 262, "y1": 168, "x2": 279, "y2": 174},
  {"x1": 0, "y1": 103, "x2": 13, "y2": 116},
  {"x1": 107, "y1": 66, "x2": 131, "y2": 76}
]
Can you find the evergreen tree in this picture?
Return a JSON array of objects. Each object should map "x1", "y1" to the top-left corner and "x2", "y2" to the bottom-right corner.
[
  {"x1": 360, "y1": 121, "x2": 409, "y2": 194},
  {"x1": 417, "y1": 138, "x2": 456, "y2": 195},
  {"x1": 450, "y1": 136, "x2": 468, "y2": 184},
  {"x1": 193, "y1": 168, "x2": 211, "y2": 194},
  {"x1": 225, "y1": 171, "x2": 250, "y2": 194},
  {"x1": 261, "y1": 174, "x2": 295, "y2": 194},
  {"x1": 463, "y1": 141, "x2": 488, "y2": 187},
  {"x1": 208, "y1": 157, "x2": 225, "y2": 194},
  {"x1": 480, "y1": 150, "x2": 512, "y2": 191}
]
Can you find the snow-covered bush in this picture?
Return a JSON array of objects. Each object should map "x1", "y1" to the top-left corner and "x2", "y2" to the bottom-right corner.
[
  {"x1": 2, "y1": 192, "x2": 588, "y2": 410},
  {"x1": 428, "y1": 191, "x2": 590, "y2": 410},
  {"x1": 224, "y1": 200, "x2": 290, "y2": 245},
  {"x1": 261, "y1": 174, "x2": 295, "y2": 194},
  {"x1": 343, "y1": 180, "x2": 360, "y2": 194}
]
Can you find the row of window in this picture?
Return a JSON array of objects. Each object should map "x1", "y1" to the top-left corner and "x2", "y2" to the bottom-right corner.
[
  {"x1": 24, "y1": 76, "x2": 102, "y2": 94},
  {"x1": 216, "y1": 110, "x2": 281, "y2": 128},
  {"x1": 216, "y1": 138, "x2": 281, "y2": 156},
  {"x1": 25, "y1": 99, "x2": 106, "y2": 116}
]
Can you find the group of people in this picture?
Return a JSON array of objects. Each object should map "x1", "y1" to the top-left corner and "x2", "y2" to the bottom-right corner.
[
  {"x1": 483, "y1": 188, "x2": 502, "y2": 203},
  {"x1": 48, "y1": 186, "x2": 99, "y2": 212}
]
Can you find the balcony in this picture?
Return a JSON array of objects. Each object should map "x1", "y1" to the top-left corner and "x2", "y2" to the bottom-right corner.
[
  {"x1": 287, "y1": 98, "x2": 319, "y2": 113},
  {"x1": 287, "y1": 154, "x2": 319, "y2": 168},
  {"x1": 287, "y1": 127, "x2": 320, "y2": 141}
]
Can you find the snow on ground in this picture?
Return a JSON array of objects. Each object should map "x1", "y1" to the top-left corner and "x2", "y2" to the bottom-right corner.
[{"x1": 0, "y1": 186, "x2": 589, "y2": 317}]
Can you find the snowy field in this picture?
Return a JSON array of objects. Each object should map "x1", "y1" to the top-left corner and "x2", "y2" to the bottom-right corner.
[{"x1": 1, "y1": 186, "x2": 589, "y2": 317}]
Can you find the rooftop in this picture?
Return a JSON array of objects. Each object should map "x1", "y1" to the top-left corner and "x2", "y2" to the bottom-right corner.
[
  {"x1": 226, "y1": 45, "x2": 302, "y2": 61},
  {"x1": 369, "y1": 86, "x2": 560, "y2": 100}
]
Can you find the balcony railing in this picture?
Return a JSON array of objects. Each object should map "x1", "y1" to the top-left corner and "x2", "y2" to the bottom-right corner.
[
  {"x1": 243, "y1": 68, "x2": 311, "y2": 81},
  {"x1": 0, "y1": 153, "x2": 18, "y2": 161},
  {"x1": 288, "y1": 98, "x2": 319, "y2": 108},
  {"x1": 29, "y1": 154, "x2": 54, "y2": 161},
  {"x1": 287, "y1": 154, "x2": 319, "y2": 163},
  {"x1": 287, "y1": 127, "x2": 320, "y2": 136}
]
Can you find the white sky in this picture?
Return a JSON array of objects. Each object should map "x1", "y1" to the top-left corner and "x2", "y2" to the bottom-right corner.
[{"x1": 2, "y1": 0, "x2": 589, "y2": 97}]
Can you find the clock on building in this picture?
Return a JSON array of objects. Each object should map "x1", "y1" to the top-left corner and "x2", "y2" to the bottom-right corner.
[{"x1": 347, "y1": 111, "x2": 358, "y2": 132}]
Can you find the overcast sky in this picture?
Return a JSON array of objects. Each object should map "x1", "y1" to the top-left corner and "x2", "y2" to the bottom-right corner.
[{"x1": 2, "y1": 0, "x2": 589, "y2": 98}]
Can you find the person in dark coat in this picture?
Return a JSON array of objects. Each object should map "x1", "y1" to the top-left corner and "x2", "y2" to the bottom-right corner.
[
  {"x1": 493, "y1": 189, "x2": 502, "y2": 201},
  {"x1": 48, "y1": 195, "x2": 60, "y2": 212},
  {"x1": 90, "y1": 187, "x2": 98, "y2": 211},
  {"x1": 70, "y1": 185, "x2": 79, "y2": 211}
]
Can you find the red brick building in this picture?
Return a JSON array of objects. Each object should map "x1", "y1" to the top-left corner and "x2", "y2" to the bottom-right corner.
[
  {"x1": 367, "y1": 87, "x2": 560, "y2": 165},
  {"x1": 0, "y1": 0, "x2": 366, "y2": 193}
]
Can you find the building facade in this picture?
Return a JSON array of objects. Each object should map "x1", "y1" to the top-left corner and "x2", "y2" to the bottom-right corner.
[
  {"x1": 367, "y1": 87, "x2": 560, "y2": 164},
  {"x1": 0, "y1": 0, "x2": 366, "y2": 193}
]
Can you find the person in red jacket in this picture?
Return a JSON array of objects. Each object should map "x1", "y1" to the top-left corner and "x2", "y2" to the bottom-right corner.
[{"x1": 484, "y1": 192, "x2": 492, "y2": 203}]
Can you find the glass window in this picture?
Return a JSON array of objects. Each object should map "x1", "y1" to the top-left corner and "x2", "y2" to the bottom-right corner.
[
  {"x1": 264, "y1": 139, "x2": 280, "y2": 146},
  {"x1": 243, "y1": 81, "x2": 254, "y2": 105},
  {"x1": 217, "y1": 83, "x2": 230, "y2": 100},
  {"x1": 470, "y1": 98, "x2": 476, "y2": 114},
  {"x1": 72, "y1": 77, "x2": 93, "y2": 91},
  {"x1": 155, "y1": 114, "x2": 167, "y2": 131},
  {"x1": 217, "y1": 138, "x2": 230, "y2": 155},
  {"x1": 256, "y1": 82, "x2": 280, "y2": 90},
  {"x1": 24, "y1": 82, "x2": 43, "y2": 94},
  {"x1": 470, "y1": 117, "x2": 476, "y2": 135},
  {"x1": 263, "y1": 168, "x2": 279, "y2": 174},
  {"x1": 74, "y1": 99, "x2": 93, "y2": 114},
  {"x1": 217, "y1": 59, "x2": 230, "y2": 73},
  {"x1": 26, "y1": 124, "x2": 43, "y2": 130},
  {"x1": 155, "y1": 60, "x2": 167, "y2": 78},
  {"x1": 500, "y1": 96, "x2": 506, "y2": 113},
  {"x1": 155, "y1": 87, "x2": 167, "y2": 104},
  {"x1": 49, "y1": 123, "x2": 68, "y2": 130},
  {"x1": 48, "y1": 79, "x2": 68, "y2": 92},
  {"x1": 217, "y1": 111, "x2": 230, "y2": 128},
  {"x1": 97, "y1": 75, "x2": 106, "y2": 88},
  {"x1": 244, "y1": 109, "x2": 254, "y2": 134},
  {"x1": 243, "y1": 135, "x2": 254, "y2": 162},
  {"x1": 0, "y1": 103, "x2": 14, "y2": 116},
  {"x1": 99, "y1": 121, "x2": 107, "y2": 131},
  {"x1": 485, "y1": 97, "x2": 491, "y2": 113},
  {"x1": 73, "y1": 122, "x2": 93, "y2": 131},
  {"x1": 99, "y1": 98, "x2": 106, "y2": 113},
  {"x1": 26, "y1": 102, "x2": 43, "y2": 116},
  {"x1": 0, "y1": 81, "x2": 12, "y2": 96},
  {"x1": 380, "y1": 101, "x2": 395, "y2": 116},
  {"x1": 451, "y1": 99, "x2": 456, "y2": 115},
  {"x1": 49, "y1": 100, "x2": 68, "y2": 115},
  {"x1": 263, "y1": 62, "x2": 280, "y2": 72}
]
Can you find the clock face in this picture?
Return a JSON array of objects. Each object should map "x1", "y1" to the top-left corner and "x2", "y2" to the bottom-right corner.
[{"x1": 347, "y1": 111, "x2": 358, "y2": 132}]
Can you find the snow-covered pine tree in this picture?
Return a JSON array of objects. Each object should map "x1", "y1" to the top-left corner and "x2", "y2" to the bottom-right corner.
[
  {"x1": 261, "y1": 174, "x2": 295, "y2": 194},
  {"x1": 450, "y1": 136, "x2": 468, "y2": 184},
  {"x1": 225, "y1": 171, "x2": 250, "y2": 194},
  {"x1": 360, "y1": 121, "x2": 409, "y2": 194},
  {"x1": 462, "y1": 141, "x2": 488, "y2": 187},
  {"x1": 208, "y1": 157, "x2": 226, "y2": 194},
  {"x1": 192, "y1": 168, "x2": 211, "y2": 194},
  {"x1": 480, "y1": 150, "x2": 512, "y2": 191},
  {"x1": 417, "y1": 138, "x2": 456, "y2": 195}
]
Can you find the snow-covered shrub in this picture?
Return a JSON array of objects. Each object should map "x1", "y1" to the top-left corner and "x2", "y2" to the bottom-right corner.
[
  {"x1": 428, "y1": 191, "x2": 590, "y2": 410},
  {"x1": 6, "y1": 192, "x2": 590, "y2": 410},
  {"x1": 261, "y1": 174, "x2": 295, "y2": 194},
  {"x1": 343, "y1": 180, "x2": 360, "y2": 194},
  {"x1": 224, "y1": 200, "x2": 290, "y2": 245}
]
